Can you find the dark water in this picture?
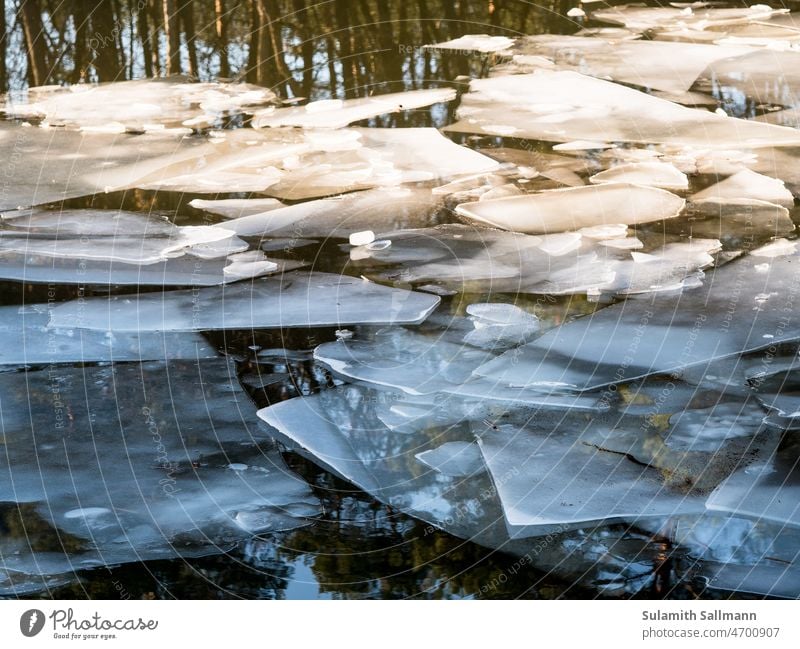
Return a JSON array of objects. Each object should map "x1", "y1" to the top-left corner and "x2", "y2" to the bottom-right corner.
[{"x1": 1, "y1": 1, "x2": 791, "y2": 600}]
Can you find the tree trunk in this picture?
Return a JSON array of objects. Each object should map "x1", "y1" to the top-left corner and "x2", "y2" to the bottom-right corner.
[
  {"x1": 245, "y1": 0, "x2": 260, "y2": 83},
  {"x1": 0, "y1": 0, "x2": 8, "y2": 91},
  {"x1": 214, "y1": 0, "x2": 230, "y2": 78},
  {"x1": 178, "y1": 1, "x2": 198, "y2": 77},
  {"x1": 90, "y1": 0, "x2": 124, "y2": 81},
  {"x1": 147, "y1": 0, "x2": 162, "y2": 75},
  {"x1": 71, "y1": 0, "x2": 88, "y2": 82},
  {"x1": 19, "y1": 0, "x2": 49, "y2": 86},
  {"x1": 162, "y1": 0, "x2": 181, "y2": 75},
  {"x1": 255, "y1": 0, "x2": 299, "y2": 96},
  {"x1": 137, "y1": 0, "x2": 153, "y2": 77}
]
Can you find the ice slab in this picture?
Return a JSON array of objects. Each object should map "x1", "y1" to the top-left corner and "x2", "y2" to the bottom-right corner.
[
  {"x1": 707, "y1": 438, "x2": 800, "y2": 528},
  {"x1": 505, "y1": 35, "x2": 753, "y2": 95},
  {"x1": 691, "y1": 169, "x2": 795, "y2": 208},
  {"x1": 213, "y1": 187, "x2": 440, "y2": 238},
  {"x1": 0, "y1": 121, "x2": 208, "y2": 210},
  {"x1": 47, "y1": 271, "x2": 441, "y2": 331},
  {"x1": 475, "y1": 246, "x2": 800, "y2": 390},
  {"x1": 0, "y1": 208, "x2": 236, "y2": 264},
  {"x1": 589, "y1": 162, "x2": 688, "y2": 191},
  {"x1": 589, "y1": 4, "x2": 788, "y2": 34},
  {"x1": 257, "y1": 383, "x2": 572, "y2": 546},
  {"x1": 3, "y1": 77, "x2": 276, "y2": 132},
  {"x1": 0, "y1": 249, "x2": 302, "y2": 286},
  {"x1": 98, "y1": 127, "x2": 499, "y2": 200},
  {"x1": 189, "y1": 197, "x2": 285, "y2": 219},
  {"x1": 359, "y1": 223, "x2": 714, "y2": 297},
  {"x1": 0, "y1": 305, "x2": 217, "y2": 365},
  {"x1": 313, "y1": 322, "x2": 609, "y2": 411},
  {"x1": 444, "y1": 71, "x2": 800, "y2": 148},
  {"x1": 425, "y1": 34, "x2": 516, "y2": 53},
  {"x1": 698, "y1": 49, "x2": 800, "y2": 111},
  {"x1": 662, "y1": 199, "x2": 794, "y2": 250},
  {"x1": 252, "y1": 88, "x2": 456, "y2": 129},
  {"x1": 0, "y1": 359, "x2": 319, "y2": 587},
  {"x1": 474, "y1": 418, "x2": 707, "y2": 527},
  {"x1": 455, "y1": 183, "x2": 685, "y2": 234}
]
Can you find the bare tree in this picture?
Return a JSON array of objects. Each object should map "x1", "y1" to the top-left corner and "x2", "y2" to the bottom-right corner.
[
  {"x1": 0, "y1": 0, "x2": 7, "y2": 91},
  {"x1": 162, "y1": 0, "x2": 180, "y2": 74},
  {"x1": 178, "y1": 1, "x2": 198, "y2": 77},
  {"x1": 19, "y1": 0, "x2": 49, "y2": 86},
  {"x1": 214, "y1": 0, "x2": 230, "y2": 78}
]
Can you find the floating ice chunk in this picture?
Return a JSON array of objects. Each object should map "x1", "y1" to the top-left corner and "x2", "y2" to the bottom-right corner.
[
  {"x1": 257, "y1": 384, "x2": 575, "y2": 548},
  {"x1": 474, "y1": 420, "x2": 706, "y2": 527},
  {"x1": 349, "y1": 230, "x2": 375, "y2": 246},
  {"x1": 707, "y1": 438, "x2": 800, "y2": 527},
  {"x1": 189, "y1": 197, "x2": 285, "y2": 219},
  {"x1": 222, "y1": 251, "x2": 279, "y2": 280},
  {"x1": 466, "y1": 302, "x2": 539, "y2": 327},
  {"x1": 0, "y1": 208, "x2": 176, "y2": 235},
  {"x1": 751, "y1": 238, "x2": 797, "y2": 258},
  {"x1": 589, "y1": 4, "x2": 787, "y2": 33},
  {"x1": 444, "y1": 71, "x2": 800, "y2": 148},
  {"x1": 0, "y1": 121, "x2": 204, "y2": 210},
  {"x1": 465, "y1": 303, "x2": 540, "y2": 349},
  {"x1": 415, "y1": 442, "x2": 484, "y2": 477},
  {"x1": 455, "y1": 183, "x2": 685, "y2": 234},
  {"x1": 479, "y1": 184, "x2": 524, "y2": 201},
  {"x1": 474, "y1": 245, "x2": 800, "y2": 390},
  {"x1": 0, "y1": 250, "x2": 302, "y2": 286},
  {"x1": 48, "y1": 272, "x2": 441, "y2": 332},
  {"x1": 3, "y1": 77, "x2": 276, "y2": 132},
  {"x1": 590, "y1": 161, "x2": 689, "y2": 190},
  {"x1": 505, "y1": 34, "x2": 752, "y2": 95},
  {"x1": 215, "y1": 187, "x2": 440, "y2": 238},
  {"x1": 667, "y1": 199, "x2": 795, "y2": 250},
  {"x1": 314, "y1": 328, "x2": 496, "y2": 396},
  {"x1": 599, "y1": 237, "x2": 644, "y2": 250},
  {"x1": 692, "y1": 169, "x2": 795, "y2": 208},
  {"x1": 0, "y1": 306, "x2": 216, "y2": 365},
  {"x1": 0, "y1": 211, "x2": 236, "y2": 264},
  {"x1": 424, "y1": 34, "x2": 515, "y2": 53},
  {"x1": 553, "y1": 140, "x2": 612, "y2": 151},
  {"x1": 577, "y1": 223, "x2": 629, "y2": 240},
  {"x1": 252, "y1": 88, "x2": 456, "y2": 129}
]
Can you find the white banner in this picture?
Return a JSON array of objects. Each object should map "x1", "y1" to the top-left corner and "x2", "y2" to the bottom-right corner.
[{"x1": 0, "y1": 600, "x2": 797, "y2": 647}]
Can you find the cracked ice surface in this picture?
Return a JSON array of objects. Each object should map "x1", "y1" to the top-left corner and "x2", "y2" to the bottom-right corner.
[{"x1": 474, "y1": 246, "x2": 800, "y2": 391}]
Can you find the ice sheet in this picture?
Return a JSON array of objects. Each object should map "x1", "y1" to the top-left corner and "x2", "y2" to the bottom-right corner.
[
  {"x1": 444, "y1": 71, "x2": 800, "y2": 148},
  {"x1": 47, "y1": 271, "x2": 441, "y2": 331}
]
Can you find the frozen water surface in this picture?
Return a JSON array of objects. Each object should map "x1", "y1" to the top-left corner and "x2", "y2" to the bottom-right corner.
[{"x1": 3, "y1": 5, "x2": 800, "y2": 599}]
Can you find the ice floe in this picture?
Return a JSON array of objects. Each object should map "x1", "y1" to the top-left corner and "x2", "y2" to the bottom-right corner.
[
  {"x1": 455, "y1": 183, "x2": 685, "y2": 233},
  {"x1": 252, "y1": 88, "x2": 456, "y2": 129},
  {"x1": 2, "y1": 77, "x2": 276, "y2": 132},
  {"x1": 444, "y1": 71, "x2": 800, "y2": 148},
  {"x1": 475, "y1": 244, "x2": 800, "y2": 390},
  {"x1": 47, "y1": 271, "x2": 441, "y2": 331}
]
